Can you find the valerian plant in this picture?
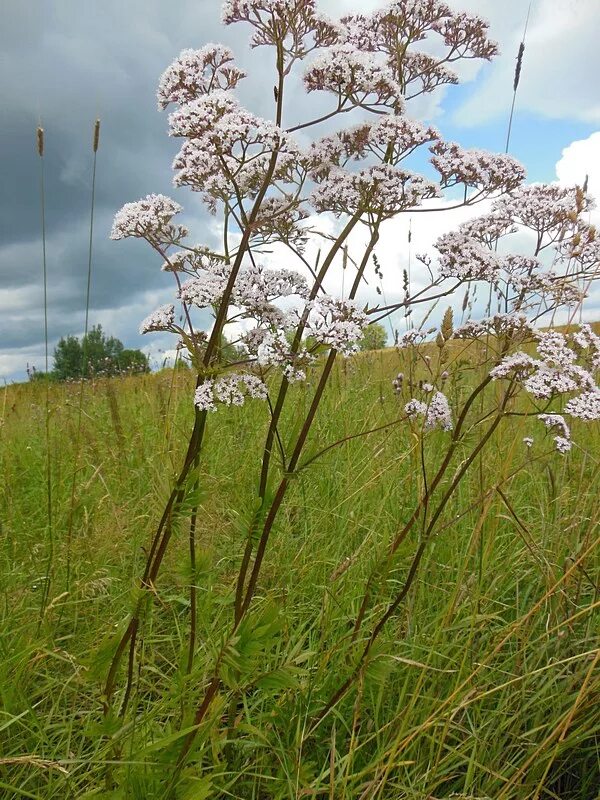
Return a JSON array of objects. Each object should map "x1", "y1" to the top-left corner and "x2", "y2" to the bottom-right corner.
[{"x1": 105, "y1": 0, "x2": 600, "y2": 793}]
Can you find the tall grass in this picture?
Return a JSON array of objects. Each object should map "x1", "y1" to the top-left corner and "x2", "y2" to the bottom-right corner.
[
  {"x1": 35, "y1": 125, "x2": 53, "y2": 625},
  {"x1": 65, "y1": 119, "x2": 101, "y2": 594},
  {"x1": 1, "y1": 353, "x2": 598, "y2": 798}
]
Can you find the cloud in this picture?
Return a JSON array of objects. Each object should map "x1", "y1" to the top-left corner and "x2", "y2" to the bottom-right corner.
[
  {"x1": 1, "y1": 0, "x2": 597, "y2": 381},
  {"x1": 452, "y1": 0, "x2": 600, "y2": 126},
  {"x1": 555, "y1": 131, "x2": 600, "y2": 198}
]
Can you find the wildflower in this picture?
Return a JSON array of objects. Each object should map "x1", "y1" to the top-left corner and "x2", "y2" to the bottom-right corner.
[
  {"x1": 538, "y1": 414, "x2": 570, "y2": 439},
  {"x1": 221, "y1": 0, "x2": 340, "y2": 54},
  {"x1": 537, "y1": 414, "x2": 572, "y2": 454},
  {"x1": 392, "y1": 372, "x2": 404, "y2": 393},
  {"x1": 554, "y1": 436, "x2": 572, "y2": 454},
  {"x1": 426, "y1": 391, "x2": 453, "y2": 430},
  {"x1": 431, "y1": 140, "x2": 525, "y2": 193},
  {"x1": 305, "y1": 297, "x2": 368, "y2": 356},
  {"x1": 489, "y1": 352, "x2": 535, "y2": 380},
  {"x1": 405, "y1": 391, "x2": 453, "y2": 431},
  {"x1": 193, "y1": 373, "x2": 268, "y2": 412},
  {"x1": 565, "y1": 390, "x2": 600, "y2": 421},
  {"x1": 311, "y1": 165, "x2": 439, "y2": 218},
  {"x1": 435, "y1": 231, "x2": 500, "y2": 282},
  {"x1": 157, "y1": 45, "x2": 246, "y2": 109},
  {"x1": 397, "y1": 328, "x2": 435, "y2": 348},
  {"x1": 194, "y1": 380, "x2": 217, "y2": 412},
  {"x1": 304, "y1": 44, "x2": 403, "y2": 109},
  {"x1": 110, "y1": 194, "x2": 187, "y2": 243},
  {"x1": 139, "y1": 304, "x2": 175, "y2": 335}
]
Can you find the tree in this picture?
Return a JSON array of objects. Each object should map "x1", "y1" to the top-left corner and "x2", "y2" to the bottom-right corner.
[
  {"x1": 359, "y1": 323, "x2": 388, "y2": 351},
  {"x1": 52, "y1": 325, "x2": 149, "y2": 379}
]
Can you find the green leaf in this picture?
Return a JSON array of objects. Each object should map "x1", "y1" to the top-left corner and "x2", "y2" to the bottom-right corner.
[{"x1": 255, "y1": 665, "x2": 304, "y2": 691}]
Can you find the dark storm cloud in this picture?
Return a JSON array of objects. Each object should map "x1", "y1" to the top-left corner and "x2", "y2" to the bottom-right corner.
[{"x1": 0, "y1": 0, "x2": 277, "y2": 379}]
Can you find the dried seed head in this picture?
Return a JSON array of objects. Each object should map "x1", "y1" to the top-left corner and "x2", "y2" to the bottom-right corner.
[
  {"x1": 436, "y1": 332, "x2": 445, "y2": 349},
  {"x1": 93, "y1": 119, "x2": 101, "y2": 152},
  {"x1": 37, "y1": 127, "x2": 44, "y2": 157},
  {"x1": 513, "y1": 41, "x2": 525, "y2": 92},
  {"x1": 441, "y1": 307, "x2": 454, "y2": 340}
]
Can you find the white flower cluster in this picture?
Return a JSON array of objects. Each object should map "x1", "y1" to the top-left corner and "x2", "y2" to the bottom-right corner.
[
  {"x1": 397, "y1": 327, "x2": 436, "y2": 348},
  {"x1": 405, "y1": 391, "x2": 453, "y2": 431},
  {"x1": 494, "y1": 184, "x2": 593, "y2": 234},
  {"x1": 538, "y1": 414, "x2": 572, "y2": 454},
  {"x1": 571, "y1": 323, "x2": 600, "y2": 369},
  {"x1": 564, "y1": 390, "x2": 600, "y2": 421},
  {"x1": 435, "y1": 11, "x2": 499, "y2": 60},
  {"x1": 304, "y1": 297, "x2": 368, "y2": 356},
  {"x1": 236, "y1": 296, "x2": 368, "y2": 367},
  {"x1": 243, "y1": 318, "x2": 312, "y2": 381},
  {"x1": 507, "y1": 265, "x2": 585, "y2": 307},
  {"x1": 179, "y1": 262, "x2": 308, "y2": 313},
  {"x1": 167, "y1": 90, "x2": 239, "y2": 137},
  {"x1": 401, "y1": 52, "x2": 458, "y2": 98},
  {"x1": 459, "y1": 212, "x2": 516, "y2": 245},
  {"x1": 341, "y1": 2, "x2": 497, "y2": 98},
  {"x1": 180, "y1": 272, "x2": 228, "y2": 308},
  {"x1": 489, "y1": 352, "x2": 536, "y2": 381},
  {"x1": 490, "y1": 328, "x2": 600, "y2": 438},
  {"x1": 453, "y1": 314, "x2": 535, "y2": 342},
  {"x1": 308, "y1": 117, "x2": 438, "y2": 179},
  {"x1": 304, "y1": 44, "x2": 402, "y2": 108},
  {"x1": 490, "y1": 331, "x2": 596, "y2": 400},
  {"x1": 139, "y1": 304, "x2": 175, "y2": 335},
  {"x1": 110, "y1": 195, "x2": 187, "y2": 243},
  {"x1": 435, "y1": 231, "x2": 499, "y2": 282},
  {"x1": 221, "y1": 0, "x2": 340, "y2": 53},
  {"x1": 311, "y1": 165, "x2": 439, "y2": 218},
  {"x1": 428, "y1": 184, "x2": 597, "y2": 313},
  {"x1": 194, "y1": 372, "x2": 268, "y2": 411},
  {"x1": 157, "y1": 45, "x2": 246, "y2": 109},
  {"x1": 431, "y1": 140, "x2": 525, "y2": 193},
  {"x1": 169, "y1": 92, "x2": 300, "y2": 211}
]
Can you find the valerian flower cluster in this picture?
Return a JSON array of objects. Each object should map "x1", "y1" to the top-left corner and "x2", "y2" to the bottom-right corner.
[
  {"x1": 103, "y1": 0, "x2": 600, "y2": 773},
  {"x1": 399, "y1": 317, "x2": 599, "y2": 452},
  {"x1": 110, "y1": 0, "x2": 598, "y2": 442}
]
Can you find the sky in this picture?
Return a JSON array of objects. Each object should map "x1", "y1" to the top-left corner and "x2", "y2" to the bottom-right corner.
[{"x1": 1, "y1": 0, "x2": 599, "y2": 381}]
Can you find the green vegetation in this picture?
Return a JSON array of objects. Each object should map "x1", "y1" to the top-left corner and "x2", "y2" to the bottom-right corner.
[
  {"x1": 359, "y1": 322, "x2": 388, "y2": 351},
  {"x1": 29, "y1": 324, "x2": 149, "y2": 381},
  {"x1": 1, "y1": 346, "x2": 598, "y2": 799}
]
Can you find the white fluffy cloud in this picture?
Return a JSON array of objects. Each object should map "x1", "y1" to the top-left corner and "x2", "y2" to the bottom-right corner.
[
  {"x1": 453, "y1": 0, "x2": 600, "y2": 125},
  {"x1": 555, "y1": 131, "x2": 600, "y2": 199}
]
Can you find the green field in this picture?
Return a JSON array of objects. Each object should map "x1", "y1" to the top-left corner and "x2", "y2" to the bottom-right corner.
[{"x1": 1, "y1": 348, "x2": 599, "y2": 799}]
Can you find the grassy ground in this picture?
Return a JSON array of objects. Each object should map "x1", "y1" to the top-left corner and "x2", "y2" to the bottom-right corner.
[{"x1": 0, "y1": 348, "x2": 599, "y2": 799}]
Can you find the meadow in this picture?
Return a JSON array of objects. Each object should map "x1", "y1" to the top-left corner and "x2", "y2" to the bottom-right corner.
[
  {"x1": 4, "y1": 4, "x2": 600, "y2": 795},
  {"x1": 1, "y1": 344, "x2": 598, "y2": 799}
]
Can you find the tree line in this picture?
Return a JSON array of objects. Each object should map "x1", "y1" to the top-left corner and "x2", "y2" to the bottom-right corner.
[{"x1": 29, "y1": 325, "x2": 149, "y2": 381}]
